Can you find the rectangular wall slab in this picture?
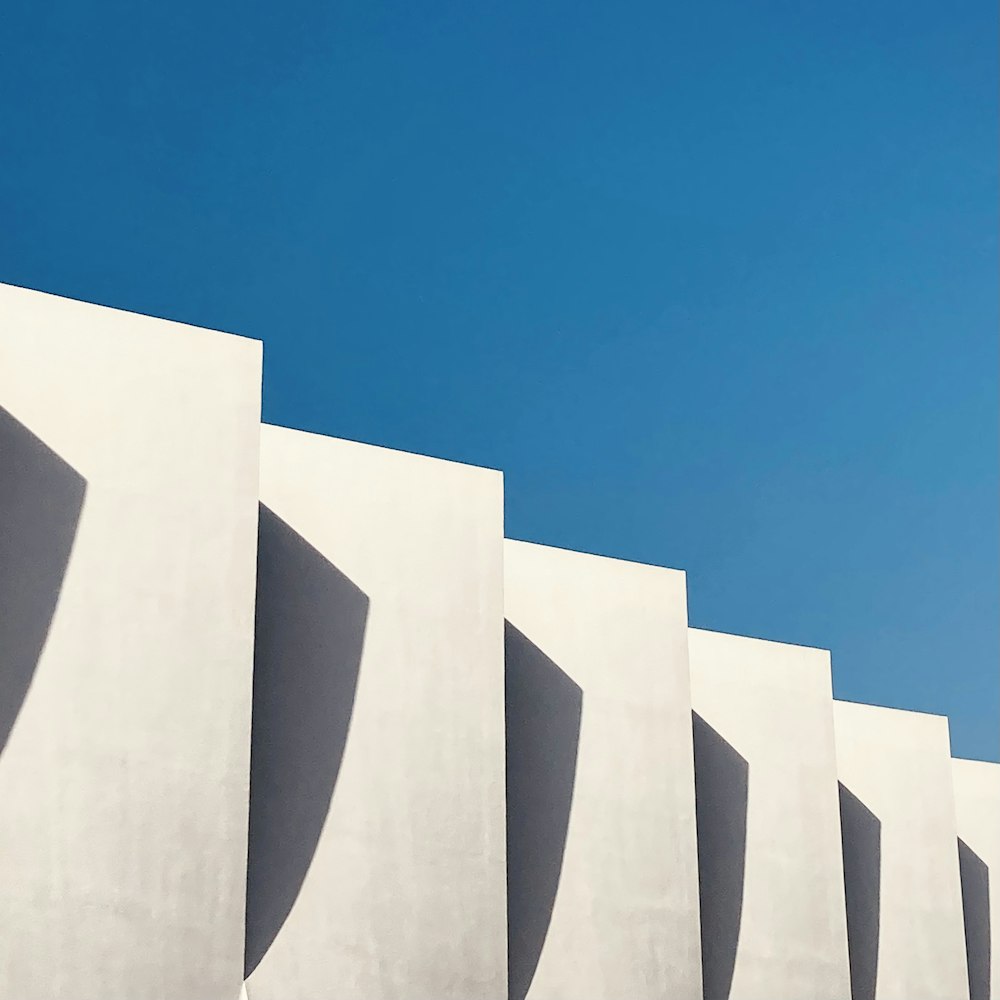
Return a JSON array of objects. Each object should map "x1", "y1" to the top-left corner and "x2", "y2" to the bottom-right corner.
[
  {"x1": 247, "y1": 426, "x2": 507, "y2": 1000},
  {"x1": 687, "y1": 629, "x2": 852, "y2": 1000},
  {"x1": 833, "y1": 701, "x2": 970, "y2": 1000},
  {"x1": 504, "y1": 540, "x2": 702, "y2": 1000},
  {"x1": 0, "y1": 284, "x2": 262, "y2": 998},
  {"x1": 951, "y1": 757, "x2": 1000, "y2": 1000}
]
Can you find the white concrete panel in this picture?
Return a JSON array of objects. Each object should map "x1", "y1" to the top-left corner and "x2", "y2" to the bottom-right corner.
[
  {"x1": 952, "y1": 757, "x2": 1000, "y2": 1000},
  {"x1": 503, "y1": 540, "x2": 702, "y2": 1000},
  {"x1": 687, "y1": 629, "x2": 852, "y2": 1000},
  {"x1": 0, "y1": 284, "x2": 261, "y2": 998},
  {"x1": 247, "y1": 426, "x2": 506, "y2": 1000},
  {"x1": 833, "y1": 701, "x2": 970, "y2": 1000}
]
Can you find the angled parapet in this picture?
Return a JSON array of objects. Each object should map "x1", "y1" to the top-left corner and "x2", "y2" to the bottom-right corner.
[
  {"x1": 833, "y1": 701, "x2": 970, "y2": 1000},
  {"x1": 952, "y1": 757, "x2": 1000, "y2": 1000},
  {"x1": 504, "y1": 540, "x2": 702, "y2": 1000},
  {"x1": 687, "y1": 629, "x2": 852, "y2": 1000},
  {"x1": 0, "y1": 285, "x2": 261, "y2": 998},
  {"x1": 246, "y1": 426, "x2": 507, "y2": 999}
]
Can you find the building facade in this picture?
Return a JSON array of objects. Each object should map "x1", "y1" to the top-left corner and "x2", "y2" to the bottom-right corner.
[{"x1": 0, "y1": 284, "x2": 995, "y2": 1000}]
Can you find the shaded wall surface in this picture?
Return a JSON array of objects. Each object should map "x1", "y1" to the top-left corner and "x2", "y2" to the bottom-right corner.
[
  {"x1": 246, "y1": 426, "x2": 507, "y2": 1000},
  {"x1": 0, "y1": 283, "x2": 262, "y2": 999},
  {"x1": 834, "y1": 701, "x2": 970, "y2": 1000},
  {"x1": 952, "y1": 757, "x2": 1000, "y2": 1000},
  {"x1": 504, "y1": 540, "x2": 703, "y2": 1000},
  {"x1": 687, "y1": 629, "x2": 852, "y2": 1000}
]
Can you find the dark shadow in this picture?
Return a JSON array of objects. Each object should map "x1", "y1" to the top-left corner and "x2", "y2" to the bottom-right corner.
[
  {"x1": 958, "y1": 837, "x2": 992, "y2": 1000},
  {"x1": 505, "y1": 621, "x2": 582, "y2": 1000},
  {"x1": 0, "y1": 406, "x2": 86, "y2": 753},
  {"x1": 839, "y1": 782, "x2": 881, "y2": 1000},
  {"x1": 692, "y1": 711, "x2": 749, "y2": 1000},
  {"x1": 244, "y1": 505, "x2": 369, "y2": 977}
]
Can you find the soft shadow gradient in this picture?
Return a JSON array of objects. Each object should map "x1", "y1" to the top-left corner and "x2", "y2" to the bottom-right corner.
[
  {"x1": 958, "y1": 837, "x2": 991, "y2": 1000},
  {"x1": 244, "y1": 505, "x2": 369, "y2": 976},
  {"x1": 0, "y1": 406, "x2": 86, "y2": 753},
  {"x1": 839, "y1": 782, "x2": 881, "y2": 1000},
  {"x1": 505, "y1": 622, "x2": 582, "y2": 1000},
  {"x1": 692, "y1": 711, "x2": 749, "y2": 1000}
]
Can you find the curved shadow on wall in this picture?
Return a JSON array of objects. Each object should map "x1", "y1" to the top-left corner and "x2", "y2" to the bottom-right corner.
[
  {"x1": 692, "y1": 711, "x2": 749, "y2": 1000},
  {"x1": 244, "y1": 505, "x2": 369, "y2": 976},
  {"x1": 505, "y1": 622, "x2": 582, "y2": 1000},
  {"x1": 839, "y1": 782, "x2": 881, "y2": 1000},
  {"x1": 958, "y1": 837, "x2": 991, "y2": 1000},
  {"x1": 0, "y1": 407, "x2": 86, "y2": 754}
]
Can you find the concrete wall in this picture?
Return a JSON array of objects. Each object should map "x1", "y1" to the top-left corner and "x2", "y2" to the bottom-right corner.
[
  {"x1": 833, "y1": 701, "x2": 970, "y2": 1000},
  {"x1": 687, "y1": 629, "x2": 852, "y2": 1000},
  {"x1": 246, "y1": 426, "x2": 507, "y2": 1000},
  {"x1": 952, "y1": 757, "x2": 1000, "y2": 1000},
  {"x1": 503, "y1": 540, "x2": 702, "y2": 1000},
  {"x1": 0, "y1": 284, "x2": 262, "y2": 999},
  {"x1": 2, "y1": 287, "x2": 993, "y2": 999}
]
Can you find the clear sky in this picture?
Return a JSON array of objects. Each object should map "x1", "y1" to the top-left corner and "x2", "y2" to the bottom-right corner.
[{"x1": 2, "y1": 1, "x2": 996, "y2": 759}]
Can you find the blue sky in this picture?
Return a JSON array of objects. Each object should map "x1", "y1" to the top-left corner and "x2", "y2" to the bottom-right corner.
[{"x1": 2, "y1": 0, "x2": 996, "y2": 759}]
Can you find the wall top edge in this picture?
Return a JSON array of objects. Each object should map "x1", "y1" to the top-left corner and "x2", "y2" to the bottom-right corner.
[
  {"x1": 503, "y1": 535, "x2": 686, "y2": 580},
  {"x1": 833, "y1": 696, "x2": 951, "y2": 726},
  {"x1": 952, "y1": 755, "x2": 1000, "y2": 771},
  {"x1": 688, "y1": 624, "x2": 832, "y2": 657},
  {"x1": 0, "y1": 280, "x2": 264, "y2": 352},
  {"x1": 260, "y1": 420, "x2": 504, "y2": 480}
]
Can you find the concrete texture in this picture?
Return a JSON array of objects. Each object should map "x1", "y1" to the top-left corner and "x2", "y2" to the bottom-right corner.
[
  {"x1": 0, "y1": 284, "x2": 262, "y2": 998},
  {"x1": 952, "y1": 757, "x2": 1000, "y2": 1000},
  {"x1": 687, "y1": 629, "x2": 852, "y2": 1000},
  {"x1": 503, "y1": 540, "x2": 702, "y2": 1000},
  {"x1": 246, "y1": 426, "x2": 507, "y2": 1000},
  {"x1": 833, "y1": 701, "x2": 970, "y2": 1000}
]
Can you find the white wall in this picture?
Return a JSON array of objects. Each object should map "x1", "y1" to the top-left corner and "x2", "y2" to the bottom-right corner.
[
  {"x1": 687, "y1": 629, "x2": 852, "y2": 1000},
  {"x1": 247, "y1": 426, "x2": 507, "y2": 1000},
  {"x1": 833, "y1": 701, "x2": 969, "y2": 1000},
  {"x1": 503, "y1": 540, "x2": 702, "y2": 1000},
  {"x1": 952, "y1": 757, "x2": 1000, "y2": 1000},
  {"x1": 0, "y1": 284, "x2": 262, "y2": 999}
]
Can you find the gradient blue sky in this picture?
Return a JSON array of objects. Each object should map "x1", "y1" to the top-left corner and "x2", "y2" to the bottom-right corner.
[{"x1": 2, "y1": 1, "x2": 996, "y2": 758}]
